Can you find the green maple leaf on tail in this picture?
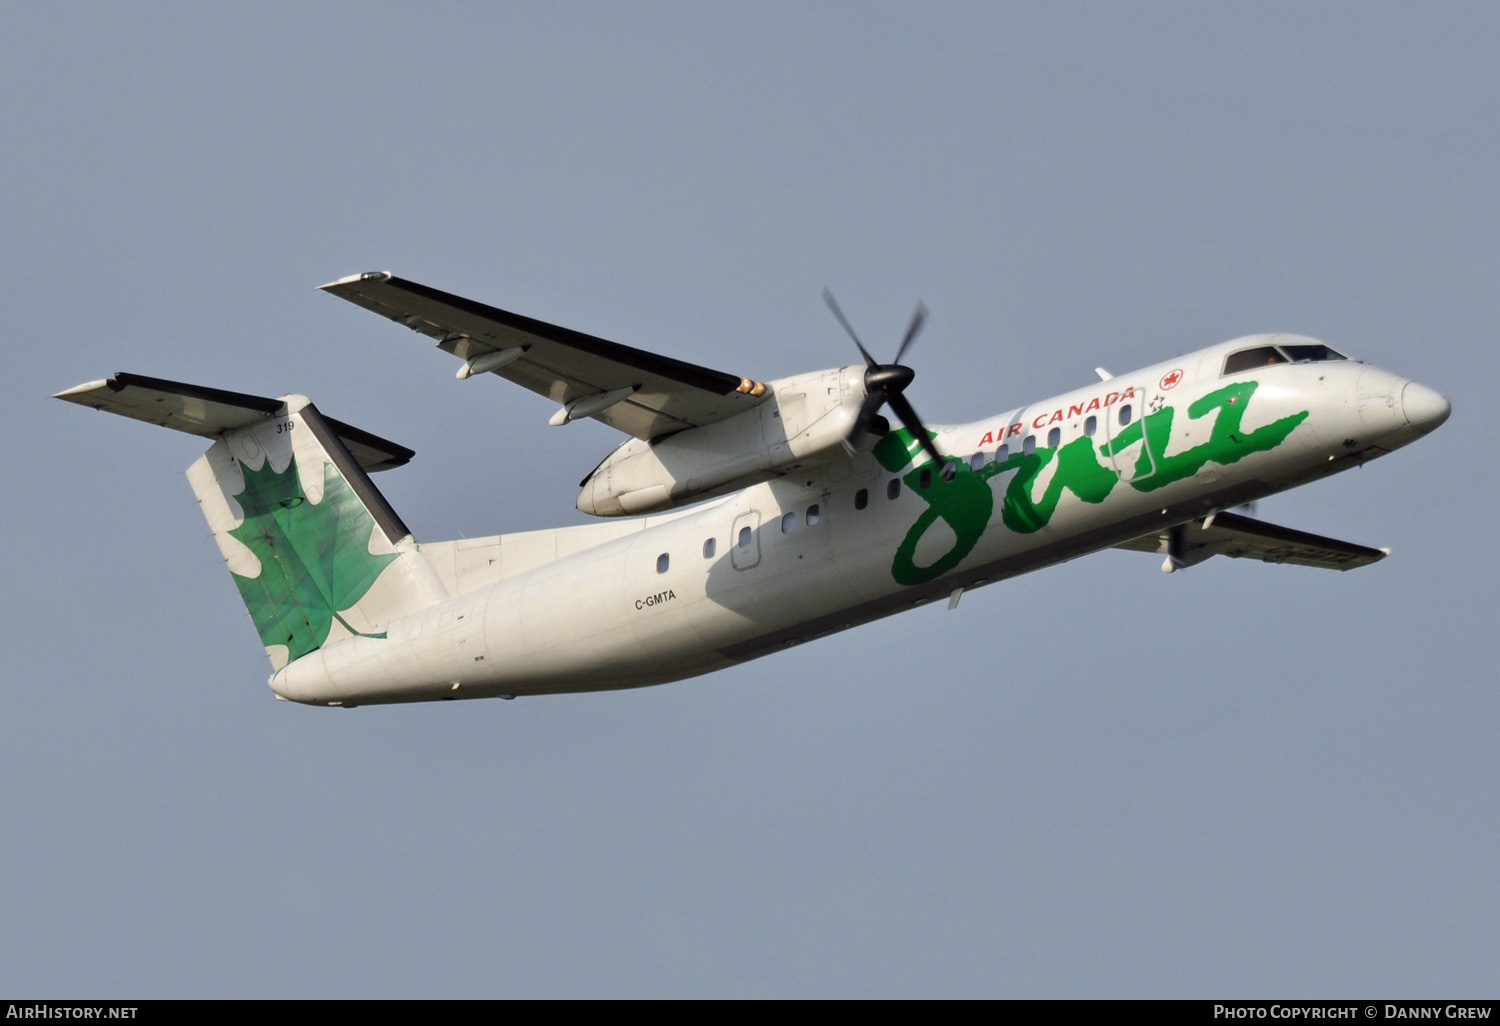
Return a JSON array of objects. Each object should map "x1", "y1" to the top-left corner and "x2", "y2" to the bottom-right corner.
[{"x1": 228, "y1": 458, "x2": 398, "y2": 662}]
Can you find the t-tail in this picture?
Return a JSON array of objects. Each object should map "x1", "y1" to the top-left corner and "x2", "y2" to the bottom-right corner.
[{"x1": 55, "y1": 374, "x2": 448, "y2": 672}]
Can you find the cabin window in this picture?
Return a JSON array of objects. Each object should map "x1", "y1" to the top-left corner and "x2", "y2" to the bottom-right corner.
[
  {"x1": 702, "y1": 538, "x2": 716, "y2": 559},
  {"x1": 1118, "y1": 404, "x2": 1132, "y2": 427},
  {"x1": 997, "y1": 442, "x2": 1010, "y2": 461},
  {"x1": 1022, "y1": 435, "x2": 1036, "y2": 455},
  {"x1": 970, "y1": 452, "x2": 985, "y2": 472},
  {"x1": 1084, "y1": 415, "x2": 1097, "y2": 437},
  {"x1": 1047, "y1": 427, "x2": 1061, "y2": 449},
  {"x1": 781, "y1": 511, "x2": 796, "y2": 533},
  {"x1": 887, "y1": 478, "x2": 901, "y2": 500},
  {"x1": 806, "y1": 504, "x2": 820, "y2": 525},
  {"x1": 1223, "y1": 346, "x2": 1288, "y2": 375},
  {"x1": 941, "y1": 462, "x2": 956, "y2": 481},
  {"x1": 738, "y1": 526, "x2": 752, "y2": 549},
  {"x1": 918, "y1": 467, "x2": 932, "y2": 490},
  {"x1": 656, "y1": 553, "x2": 670, "y2": 574},
  {"x1": 854, "y1": 488, "x2": 868, "y2": 510}
]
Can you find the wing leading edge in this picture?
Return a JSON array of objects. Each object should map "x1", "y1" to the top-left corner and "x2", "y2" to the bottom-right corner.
[{"x1": 320, "y1": 272, "x2": 770, "y2": 440}]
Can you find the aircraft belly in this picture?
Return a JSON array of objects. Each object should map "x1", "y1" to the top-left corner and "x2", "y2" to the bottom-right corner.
[{"x1": 692, "y1": 568, "x2": 858, "y2": 655}]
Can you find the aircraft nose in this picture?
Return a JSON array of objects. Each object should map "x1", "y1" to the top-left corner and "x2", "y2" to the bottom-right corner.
[{"x1": 1400, "y1": 380, "x2": 1451, "y2": 434}]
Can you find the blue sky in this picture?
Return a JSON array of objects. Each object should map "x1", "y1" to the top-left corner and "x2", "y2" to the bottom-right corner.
[{"x1": 4, "y1": 2, "x2": 1496, "y2": 997}]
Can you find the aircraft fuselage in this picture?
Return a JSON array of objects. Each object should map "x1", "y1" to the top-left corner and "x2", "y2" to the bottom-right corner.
[{"x1": 268, "y1": 335, "x2": 1448, "y2": 706}]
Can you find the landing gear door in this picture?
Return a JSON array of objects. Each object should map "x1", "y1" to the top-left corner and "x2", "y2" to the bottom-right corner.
[
  {"x1": 1102, "y1": 384, "x2": 1157, "y2": 484},
  {"x1": 730, "y1": 510, "x2": 761, "y2": 570}
]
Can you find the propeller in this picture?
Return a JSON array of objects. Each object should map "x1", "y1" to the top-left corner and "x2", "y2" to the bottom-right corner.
[{"x1": 822, "y1": 288, "x2": 946, "y2": 470}]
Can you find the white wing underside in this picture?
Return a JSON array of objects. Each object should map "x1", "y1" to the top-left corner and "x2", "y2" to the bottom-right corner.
[{"x1": 1113, "y1": 510, "x2": 1388, "y2": 571}]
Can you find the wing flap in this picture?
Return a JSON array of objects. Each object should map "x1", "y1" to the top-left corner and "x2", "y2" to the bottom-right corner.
[
  {"x1": 54, "y1": 373, "x2": 414, "y2": 472},
  {"x1": 320, "y1": 272, "x2": 770, "y2": 440},
  {"x1": 1114, "y1": 510, "x2": 1388, "y2": 571}
]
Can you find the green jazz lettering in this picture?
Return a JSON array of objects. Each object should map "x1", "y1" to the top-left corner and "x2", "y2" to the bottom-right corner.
[
  {"x1": 874, "y1": 380, "x2": 1308, "y2": 585},
  {"x1": 1100, "y1": 381, "x2": 1308, "y2": 488}
]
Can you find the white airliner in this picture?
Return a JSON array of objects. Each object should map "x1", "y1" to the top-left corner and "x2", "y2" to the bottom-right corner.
[{"x1": 57, "y1": 273, "x2": 1451, "y2": 707}]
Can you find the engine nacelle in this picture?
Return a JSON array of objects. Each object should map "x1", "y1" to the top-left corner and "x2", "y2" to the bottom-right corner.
[{"x1": 577, "y1": 366, "x2": 865, "y2": 516}]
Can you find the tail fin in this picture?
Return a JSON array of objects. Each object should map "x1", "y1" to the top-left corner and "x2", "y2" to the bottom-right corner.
[{"x1": 57, "y1": 374, "x2": 448, "y2": 670}]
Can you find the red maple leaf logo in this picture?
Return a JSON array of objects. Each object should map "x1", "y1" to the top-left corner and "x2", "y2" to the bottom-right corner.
[{"x1": 1160, "y1": 368, "x2": 1184, "y2": 390}]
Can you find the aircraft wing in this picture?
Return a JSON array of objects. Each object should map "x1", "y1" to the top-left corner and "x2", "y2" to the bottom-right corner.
[
  {"x1": 320, "y1": 272, "x2": 770, "y2": 440},
  {"x1": 1113, "y1": 510, "x2": 1389, "y2": 571}
]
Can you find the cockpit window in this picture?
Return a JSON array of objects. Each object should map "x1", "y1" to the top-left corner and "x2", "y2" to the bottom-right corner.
[
  {"x1": 1280, "y1": 343, "x2": 1346, "y2": 363},
  {"x1": 1224, "y1": 342, "x2": 1347, "y2": 376},
  {"x1": 1223, "y1": 347, "x2": 1288, "y2": 375}
]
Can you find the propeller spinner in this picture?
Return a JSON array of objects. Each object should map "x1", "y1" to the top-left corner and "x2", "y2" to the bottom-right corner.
[{"x1": 822, "y1": 288, "x2": 947, "y2": 471}]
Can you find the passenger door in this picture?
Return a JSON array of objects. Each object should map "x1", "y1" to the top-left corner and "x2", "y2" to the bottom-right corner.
[{"x1": 730, "y1": 510, "x2": 761, "y2": 570}]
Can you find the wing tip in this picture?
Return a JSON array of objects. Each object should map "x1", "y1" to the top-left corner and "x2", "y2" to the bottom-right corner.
[
  {"x1": 319, "y1": 270, "x2": 393, "y2": 291},
  {"x1": 53, "y1": 378, "x2": 113, "y2": 401}
]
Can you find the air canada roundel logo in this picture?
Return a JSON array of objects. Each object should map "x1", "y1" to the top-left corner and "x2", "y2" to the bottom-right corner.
[{"x1": 1160, "y1": 368, "x2": 1184, "y2": 390}]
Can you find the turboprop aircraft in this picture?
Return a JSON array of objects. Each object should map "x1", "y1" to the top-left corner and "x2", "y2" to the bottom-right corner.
[{"x1": 57, "y1": 272, "x2": 1451, "y2": 707}]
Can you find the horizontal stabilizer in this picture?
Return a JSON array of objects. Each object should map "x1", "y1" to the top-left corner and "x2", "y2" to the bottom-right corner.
[
  {"x1": 55, "y1": 373, "x2": 414, "y2": 472},
  {"x1": 1114, "y1": 510, "x2": 1388, "y2": 571}
]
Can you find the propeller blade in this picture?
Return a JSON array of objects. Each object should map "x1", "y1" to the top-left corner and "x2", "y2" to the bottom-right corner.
[
  {"x1": 822, "y1": 288, "x2": 879, "y2": 368},
  {"x1": 846, "y1": 389, "x2": 890, "y2": 452},
  {"x1": 893, "y1": 302, "x2": 928, "y2": 366},
  {"x1": 886, "y1": 391, "x2": 945, "y2": 469},
  {"x1": 821, "y1": 290, "x2": 941, "y2": 469}
]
